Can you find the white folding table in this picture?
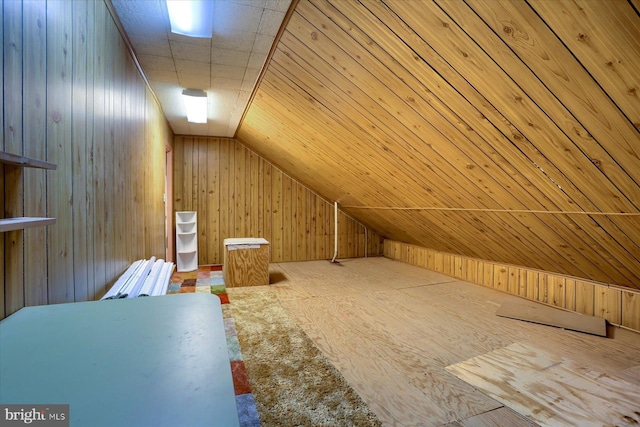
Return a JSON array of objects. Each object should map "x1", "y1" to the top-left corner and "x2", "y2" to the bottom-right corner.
[{"x1": 0, "y1": 293, "x2": 239, "y2": 427}]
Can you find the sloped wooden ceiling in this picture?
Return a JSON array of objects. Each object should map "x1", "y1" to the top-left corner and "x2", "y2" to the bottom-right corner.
[{"x1": 236, "y1": 0, "x2": 640, "y2": 290}]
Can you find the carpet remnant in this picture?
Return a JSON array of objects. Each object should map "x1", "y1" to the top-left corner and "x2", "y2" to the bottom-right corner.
[
  {"x1": 166, "y1": 283, "x2": 181, "y2": 293},
  {"x1": 230, "y1": 291, "x2": 383, "y2": 427},
  {"x1": 236, "y1": 393, "x2": 261, "y2": 427},
  {"x1": 224, "y1": 317, "x2": 237, "y2": 336},
  {"x1": 170, "y1": 266, "x2": 380, "y2": 426},
  {"x1": 231, "y1": 360, "x2": 253, "y2": 395},
  {"x1": 171, "y1": 265, "x2": 260, "y2": 426},
  {"x1": 210, "y1": 284, "x2": 227, "y2": 294},
  {"x1": 227, "y1": 336, "x2": 243, "y2": 361}
]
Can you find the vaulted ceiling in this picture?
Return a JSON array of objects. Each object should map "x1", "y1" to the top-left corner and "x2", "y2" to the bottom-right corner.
[
  {"x1": 237, "y1": 0, "x2": 640, "y2": 289},
  {"x1": 116, "y1": 0, "x2": 640, "y2": 290}
]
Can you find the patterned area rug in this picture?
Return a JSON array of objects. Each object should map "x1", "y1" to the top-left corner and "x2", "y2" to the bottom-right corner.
[
  {"x1": 169, "y1": 265, "x2": 260, "y2": 427},
  {"x1": 169, "y1": 265, "x2": 382, "y2": 427}
]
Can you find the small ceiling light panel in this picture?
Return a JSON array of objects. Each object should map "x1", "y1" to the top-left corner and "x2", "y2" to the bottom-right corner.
[
  {"x1": 182, "y1": 89, "x2": 208, "y2": 123},
  {"x1": 166, "y1": 0, "x2": 214, "y2": 38}
]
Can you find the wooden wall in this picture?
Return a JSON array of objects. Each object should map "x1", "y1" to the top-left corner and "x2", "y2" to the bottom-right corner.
[
  {"x1": 173, "y1": 136, "x2": 383, "y2": 264},
  {"x1": 238, "y1": 0, "x2": 640, "y2": 291},
  {"x1": 384, "y1": 240, "x2": 640, "y2": 333},
  {"x1": 1, "y1": 0, "x2": 170, "y2": 319}
]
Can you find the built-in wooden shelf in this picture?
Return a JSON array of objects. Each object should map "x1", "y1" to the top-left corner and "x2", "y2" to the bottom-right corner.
[
  {"x1": 0, "y1": 151, "x2": 57, "y2": 170},
  {"x1": 1, "y1": 151, "x2": 57, "y2": 232},
  {"x1": 0, "y1": 217, "x2": 57, "y2": 233}
]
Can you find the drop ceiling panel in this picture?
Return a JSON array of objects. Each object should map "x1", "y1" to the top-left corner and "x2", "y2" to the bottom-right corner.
[
  {"x1": 170, "y1": 41, "x2": 212, "y2": 62},
  {"x1": 136, "y1": 54, "x2": 175, "y2": 72},
  {"x1": 212, "y1": 30, "x2": 257, "y2": 52},
  {"x1": 178, "y1": 73, "x2": 209, "y2": 89},
  {"x1": 212, "y1": 48, "x2": 251, "y2": 67},
  {"x1": 111, "y1": 0, "x2": 292, "y2": 137}
]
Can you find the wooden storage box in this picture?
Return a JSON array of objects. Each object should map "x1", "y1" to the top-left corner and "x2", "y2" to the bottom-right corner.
[{"x1": 223, "y1": 238, "x2": 270, "y2": 287}]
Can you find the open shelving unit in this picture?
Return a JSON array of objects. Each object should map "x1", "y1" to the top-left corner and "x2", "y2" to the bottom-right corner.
[
  {"x1": 175, "y1": 211, "x2": 197, "y2": 272},
  {"x1": 0, "y1": 151, "x2": 57, "y2": 232},
  {"x1": 0, "y1": 151, "x2": 57, "y2": 170},
  {"x1": 0, "y1": 217, "x2": 57, "y2": 233}
]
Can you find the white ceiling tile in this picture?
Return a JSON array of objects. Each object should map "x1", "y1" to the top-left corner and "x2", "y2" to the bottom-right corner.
[
  {"x1": 171, "y1": 121, "x2": 192, "y2": 135},
  {"x1": 186, "y1": 122, "x2": 210, "y2": 134},
  {"x1": 111, "y1": 0, "x2": 289, "y2": 137},
  {"x1": 208, "y1": 121, "x2": 234, "y2": 138},
  {"x1": 153, "y1": 82, "x2": 185, "y2": 118},
  {"x1": 211, "y1": 64, "x2": 247, "y2": 80},
  {"x1": 234, "y1": 90, "x2": 252, "y2": 108},
  {"x1": 137, "y1": 54, "x2": 175, "y2": 71},
  {"x1": 252, "y1": 34, "x2": 275, "y2": 54},
  {"x1": 175, "y1": 58, "x2": 210, "y2": 75},
  {"x1": 213, "y1": 29, "x2": 256, "y2": 51},
  {"x1": 258, "y1": 9, "x2": 285, "y2": 36},
  {"x1": 170, "y1": 41, "x2": 212, "y2": 62},
  {"x1": 145, "y1": 68, "x2": 179, "y2": 84},
  {"x1": 227, "y1": 114, "x2": 244, "y2": 137},
  {"x1": 241, "y1": 78, "x2": 257, "y2": 93},
  {"x1": 227, "y1": 106, "x2": 248, "y2": 130},
  {"x1": 247, "y1": 51, "x2": 266, "y2": 69},
  {"x1": 229, "y1": 0, "x2": 268, "y2": 8},
  {"x1": 265, "y1": 0, "x2": 292, "y2": 13},
  {"x1": 167, "y1": 32, "x2": 212, "y2": 46},
  {"x1": 230, "y1": 98, "x2": 248, "y2": 118},
  {"x1": 212, "y1": 88, "x2": 241, "y2": 111},
  {"x1": 178, "y1": 73, "x2": 210, "y2": 90},
  {"x1": 112, "y1": 0, "x2": 167, "y2": 37},
  {"x1": 214, "y1": 2, "x2": 263, "y2": 34},
  {"x1": 128, "y1": 35, "x2": 171, "y2": 56},
  {"x1": 242, "y1": 68, "x2": 260, "y2": 84},
  {"x1": 211, "y1": 48, "x2": 251, "y2": 67},
  {"x1": 212, "y1": 77, "x2": 244, "y2": 91}
]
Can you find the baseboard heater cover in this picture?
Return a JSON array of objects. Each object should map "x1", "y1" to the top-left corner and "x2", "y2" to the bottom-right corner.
[{"x1": 101, "y1": 258, "x2": 175, "y2": 300}]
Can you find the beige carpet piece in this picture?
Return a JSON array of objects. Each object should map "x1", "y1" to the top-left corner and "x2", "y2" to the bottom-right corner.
[{"x1": 229, "y1": 290, "x2": 382, "y2": 427}]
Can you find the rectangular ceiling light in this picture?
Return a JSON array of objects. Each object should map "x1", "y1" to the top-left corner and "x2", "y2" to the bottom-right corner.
[
  {"x1": 166, "y1": 0, "x2": 214, "y2": 38},
  {"x1": 182, "y1": 89, "x2": 208, "y2": 123}
]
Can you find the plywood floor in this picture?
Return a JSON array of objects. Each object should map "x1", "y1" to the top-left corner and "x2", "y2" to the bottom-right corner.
[{"x1": 226, "y1": 257, "x2": 640, "y2": 427}]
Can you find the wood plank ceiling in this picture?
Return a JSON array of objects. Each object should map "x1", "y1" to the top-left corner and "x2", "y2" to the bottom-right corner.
[{"x1": 236, "y1": 0, "x2": 640, "y2": 290}]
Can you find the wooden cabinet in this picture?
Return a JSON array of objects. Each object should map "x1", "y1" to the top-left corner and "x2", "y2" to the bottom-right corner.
[
  {"x1": 176, "y1": 211, "x2": 197, "y2": 272},
  {"x1": 223, "y1": 238, "x2": 270, "y2": 287},
  {"x1": 0, "y1": 151, "x2": 56, "y2": 232}
]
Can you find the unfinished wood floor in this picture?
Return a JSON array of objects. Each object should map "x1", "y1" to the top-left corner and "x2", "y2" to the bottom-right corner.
[{"x1": 227, "y1": 257, "x2": 640, "y2": 427}]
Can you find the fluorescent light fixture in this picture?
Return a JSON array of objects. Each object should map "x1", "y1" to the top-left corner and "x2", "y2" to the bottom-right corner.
[
  {"x1": 182, "y1": 89, "x2": 208, "y2": 123},
  {"x1": 166, "y1": 0, "x2": 214, "y2": 38}
]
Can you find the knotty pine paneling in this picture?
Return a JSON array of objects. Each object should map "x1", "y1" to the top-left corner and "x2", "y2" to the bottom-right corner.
[
  {"x1": 385, "y1": 240, "x2": 640, "y2": 333},
  {"x1": 4, "y1": 0, "x2": 24, "y2": 317},
  {"x1": 173, "y1": 136, "x2": 383, "y2": 264},
  {"x1": 237, "y1": 0, "x2": 640, "y2": 290},
  {"x1": 1, "y1": 0, "x2": 170, "y2": 319}
]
